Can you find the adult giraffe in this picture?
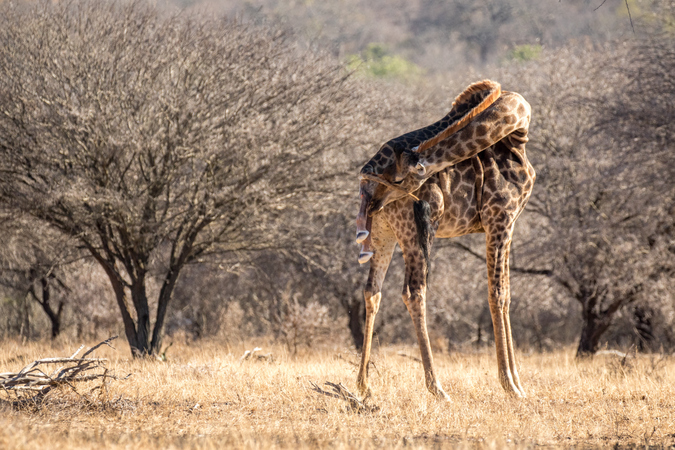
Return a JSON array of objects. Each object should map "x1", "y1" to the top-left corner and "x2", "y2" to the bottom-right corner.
[{"x1": 355, "y1": 80, "x2": 534, "y2": 400}]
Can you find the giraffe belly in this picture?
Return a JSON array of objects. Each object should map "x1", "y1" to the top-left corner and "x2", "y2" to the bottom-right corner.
[
  {"x1": 436, "y1": 211, "x2": 483, "y2": 238},
  {"x1": 435, "y1": 162, "x2": 483, "y2": 239}
]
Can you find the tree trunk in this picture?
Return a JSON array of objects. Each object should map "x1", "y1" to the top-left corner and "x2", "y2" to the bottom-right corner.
[
  {"x1": 633, "y1": 305, "x2": 654, "y2": 351},
  {"x1": 150, "y1": 266, "x2": 181, "y2": 355},
  {"x1": 38, "y1": 278, "x2": 63, "y2": 339},
  {"x1": 576, "y1": 313, "x2": 612, "y2": 357},
  {"x1": 576, "y1": 292, "x2": 614, "y2": 357},
  {"x1": 90, "y1": 249, "x2": 140, "y2": 356},
  {"x1": 20, "y1": 294, "x2": 30, "y2": 341},
  {"x1": 575, "y1": 286, "x2": 640, "y2": 358},
  {"x1": 130, "y1": 278, "x2": 151, "y2": 356}
]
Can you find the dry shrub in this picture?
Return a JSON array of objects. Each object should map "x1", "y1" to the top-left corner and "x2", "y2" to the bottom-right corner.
[{"x1": 272, "y1": 284, "x2": 343, "y2": 354}]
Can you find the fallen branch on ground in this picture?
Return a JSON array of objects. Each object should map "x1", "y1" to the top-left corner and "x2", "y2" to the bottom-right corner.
[
  {"x1": 309, "y1": 381, "x2": 378, "y2": 413},
  {"x1": 0, "y1": 336, "x2": 129, "y2": 404}
]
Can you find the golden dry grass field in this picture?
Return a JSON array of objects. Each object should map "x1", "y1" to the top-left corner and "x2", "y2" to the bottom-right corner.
[{"x1": 1, "y1": 338, "x2": 674, "y2": 449}]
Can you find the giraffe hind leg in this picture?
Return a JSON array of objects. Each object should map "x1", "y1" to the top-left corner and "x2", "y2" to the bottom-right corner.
[
  {"x1": 401, "y1": 206, "x2": 450, "y2": 401},
  {"x1": 502, "y1": 245, "x2": 525, "y2": 396},
  {"x1": 485, "y1": 225, "x2": 524, "y2": 398}
]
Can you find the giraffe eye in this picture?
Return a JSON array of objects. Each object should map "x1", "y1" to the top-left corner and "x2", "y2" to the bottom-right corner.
[{"x1": 392, "y1": 179, "x2": 403, "y2": 185}]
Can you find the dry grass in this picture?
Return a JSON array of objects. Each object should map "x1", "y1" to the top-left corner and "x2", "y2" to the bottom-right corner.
[{"x1": 1, "y1": 339, "x2": 674, "y2": 449}]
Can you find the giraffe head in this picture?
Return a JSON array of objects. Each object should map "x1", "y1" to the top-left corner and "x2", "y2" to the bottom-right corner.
[
  {"x1": 360, "y1": 143, "x2": 424, "y2": 208},
  {"x1": 356, "y1": 142, "x2": 426, "y2": 264}
]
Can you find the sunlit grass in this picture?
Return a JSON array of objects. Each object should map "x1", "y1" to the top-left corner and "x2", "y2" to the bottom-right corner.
[{"x1": 0, "y1": 339, "x2": 673, "y2": 448}]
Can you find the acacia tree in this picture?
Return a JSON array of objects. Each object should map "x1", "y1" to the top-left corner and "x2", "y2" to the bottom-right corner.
[
  {"x1": 499, "y1": 33, "x2": 675, "y2": 356},
  {"x1": 557, "y1": 34, "x2": 675, "y2": 355},
  {"x1": 0, "y1": 0, "x2": 375, "y2": 356},
  {"x1": 0, "y1": 214, "x2": 76, "y2": 339}
]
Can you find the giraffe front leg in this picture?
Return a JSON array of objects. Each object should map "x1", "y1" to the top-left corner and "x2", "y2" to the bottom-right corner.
[
  {"x1": 486, "y1": 229, "x2": 524, "y2": 398},
  {"x1": 396, "y1": 194, "x2": 449, "y2": 401},
  {"x1": 357, "y1": 290, "x2": 380, "y2": 398},
  {"x1": 356, "y1": 219, "x2": 396, "y2": 399}
]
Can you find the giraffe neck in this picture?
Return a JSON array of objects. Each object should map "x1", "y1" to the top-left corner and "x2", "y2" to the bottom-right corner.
[
  {"x1": 360, "y1": 80, "x2": 502, "y2": 177},
  {"x1": 360, "y1": 115, "x2": 458, "y2": 176}
]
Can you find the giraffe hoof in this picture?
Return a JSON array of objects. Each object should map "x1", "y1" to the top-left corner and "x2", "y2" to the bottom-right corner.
[
  {"x1": 429, "y1": 386, "x2": 451, "y2": 402},
  {"x1": 356, "y1": 230, "x2": 369, "y2": 244},
  {"x1": 358, "y1": 252, "x2": 374, "y2": 264}
]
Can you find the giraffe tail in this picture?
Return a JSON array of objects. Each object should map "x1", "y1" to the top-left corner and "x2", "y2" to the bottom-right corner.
[{"x1": 413, "y1": 200, "x2": 432, "y2": 283}]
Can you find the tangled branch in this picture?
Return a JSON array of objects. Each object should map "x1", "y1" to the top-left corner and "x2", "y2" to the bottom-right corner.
[{"x1": 0, "y1": 336, "x2": 128, "y2": 404}]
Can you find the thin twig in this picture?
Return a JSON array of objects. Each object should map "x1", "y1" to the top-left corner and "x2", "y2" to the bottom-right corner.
[
  {"x1": 69, "y1": 345, "x2": 85, "y2": 359},
  {"x1": 624, "y1": 0, "x2": 635, "y2": 34},
  {"x1": 309, "y1": 381, "x2": 378, "y2": 413},
  {"x1": 82, "y1": 335, "x2": 118, "y2": 358}
]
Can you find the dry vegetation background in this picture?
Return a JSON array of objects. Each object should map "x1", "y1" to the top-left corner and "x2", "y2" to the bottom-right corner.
[{"x1": 0, "y1": 0, "x2": 675, "y2": 447}]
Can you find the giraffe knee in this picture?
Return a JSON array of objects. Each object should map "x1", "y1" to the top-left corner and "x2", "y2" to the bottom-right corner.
[
  {"x1": 401, "y1": 284, "x2": 412, "y2": 307},
  {"x1": 489, "y1": 290, "x2": 507, "y2": 311},
  {"x1": 364, "y1": 291, "x2": 382, "y2": 314}
]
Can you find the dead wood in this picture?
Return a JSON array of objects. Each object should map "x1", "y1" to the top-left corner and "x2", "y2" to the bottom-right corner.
[
  {"x1": 309, "y1": 381, "x2": 378, "y2": 413},
  {"x1": 0, "y1": 336, "x2": 128, "y2": 405}
]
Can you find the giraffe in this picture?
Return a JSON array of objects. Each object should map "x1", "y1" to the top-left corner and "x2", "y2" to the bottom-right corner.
[{"x1": 355, "y1": 80, "x2": 535, "y2": 400}]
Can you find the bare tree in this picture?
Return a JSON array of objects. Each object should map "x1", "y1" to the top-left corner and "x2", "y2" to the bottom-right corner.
[
  {"x1": 500, "y1": 35, "x2": 675, "y2": 356},
  {"x1": 0, "y1": 0, "x2": 382, "y2": 356},
  {"x1": 0, "y1": 214, "x2": 77, "y2": 339}
]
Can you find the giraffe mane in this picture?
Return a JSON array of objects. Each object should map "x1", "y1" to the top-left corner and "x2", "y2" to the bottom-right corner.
[{"x1": 415, "y1": 80, "x2": 501, "y2": 154}]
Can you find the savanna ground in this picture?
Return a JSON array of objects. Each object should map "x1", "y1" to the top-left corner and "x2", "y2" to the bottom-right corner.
[{"x1": 1, "y1": 339, "x2": 674, "y2": 449}]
